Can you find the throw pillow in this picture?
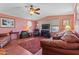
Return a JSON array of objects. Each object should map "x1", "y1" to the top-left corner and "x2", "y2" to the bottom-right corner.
[{"x1": 61, "y1": 34, "x2": 79, "y2": 43}]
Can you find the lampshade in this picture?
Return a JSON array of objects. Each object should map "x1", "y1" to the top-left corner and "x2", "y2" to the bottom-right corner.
[
  {"x1": 27, "y1": 21, "x2": 32, "y2": 27},
  {"x1": 23, "y1": 25, "x2": 29, "y2": 31},
  {"x1": 65, "y1": 25, "x2": 71, "y2": 31}
]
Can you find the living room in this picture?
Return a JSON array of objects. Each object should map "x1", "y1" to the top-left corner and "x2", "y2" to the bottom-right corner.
[{"x1": 0, "y1": 3, "x2": 79, "y2": 55}]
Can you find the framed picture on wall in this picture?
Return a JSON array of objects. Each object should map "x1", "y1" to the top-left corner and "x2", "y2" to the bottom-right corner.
[{"x1": 0, "y1": 18, "x2": 15, "y2": 27}]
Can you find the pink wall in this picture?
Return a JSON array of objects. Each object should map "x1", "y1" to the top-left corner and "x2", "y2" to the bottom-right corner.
[
  {"x1": 0, "y1": 13, "x2": 33, "y2": 34},
  {"x1": 37, "y1": 14, "x2": 74, "y2": 31},
  {"x1": 0, "y1": 13, "x2": 74, "y2": 34},
  {"x1": 36, "y1": 14, "x2": 75, "y2": 36}
]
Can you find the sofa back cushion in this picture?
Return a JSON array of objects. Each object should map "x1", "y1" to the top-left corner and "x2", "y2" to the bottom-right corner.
[
  {"x1": 50, "y1": 40, "x2": 67, "y2": 49},
  {"x1": 61, "y1": 34, "x2": 79, "y2": 43},
  {"x1": 19, "y1": 39, "x2": 41, "y2": 54},
  {"x1": 74, "y1": 32, "x2": 79, "y2": 38}
]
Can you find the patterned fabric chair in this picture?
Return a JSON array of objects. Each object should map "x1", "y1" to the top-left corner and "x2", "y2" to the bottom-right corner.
[
  {"x1": 20, "y1": 31, "x2": 30, "y2": 38},
  {"x1": 0, "y1": 33, "x2": 10, "y2": 48}
]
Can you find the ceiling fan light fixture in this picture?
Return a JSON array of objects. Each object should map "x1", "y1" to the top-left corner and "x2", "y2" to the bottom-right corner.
[
  {"x1": 29, "y1": 9, "x2": 35, "y2": 15},
  {"x1": 27, "y1": 5, "x2": 40, "y2": 15},
  {"x1": 29, "y1": 11, "x2": 34, "y2": 15}
]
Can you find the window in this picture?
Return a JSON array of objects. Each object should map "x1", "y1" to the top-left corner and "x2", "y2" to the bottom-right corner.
[
  {"x1": 51, "y1": 25, "x2": 59, "y2": 32},
  {"x1": 50, "y1": 20, "x2": 60, "y2": 32},
  {"x1": 75, "y1": 19, "x2": 79, "y2": 32}
]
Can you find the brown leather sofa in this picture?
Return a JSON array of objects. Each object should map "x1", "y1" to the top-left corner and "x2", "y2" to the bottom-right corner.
[
  {"x1": 41, "y1": 39, "x2": 79, "y2": 55},
  {"x1": 40, "y1": 32, "x2": 79, "y2": 55}
]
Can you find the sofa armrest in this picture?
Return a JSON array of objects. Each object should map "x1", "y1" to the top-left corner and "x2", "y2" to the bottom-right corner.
[{"x1": 0, "y1": 36, "x2": 10, "y2": 48}]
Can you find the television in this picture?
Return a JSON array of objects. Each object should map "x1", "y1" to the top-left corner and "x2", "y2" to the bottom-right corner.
[{"x1": 42, "y1": 24, "x2": 50, "y2": 29}]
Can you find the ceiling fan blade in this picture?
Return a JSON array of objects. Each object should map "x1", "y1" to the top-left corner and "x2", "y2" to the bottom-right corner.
[
  {"x1": 30, "y1": 5, "x2": 34, "y2": 10},
  {"x1": 35, "y1": 12, "x2": 40, "y2": 15},
  {"x1": 35, "y1": 8, "x2": 40, "y2": 11}
]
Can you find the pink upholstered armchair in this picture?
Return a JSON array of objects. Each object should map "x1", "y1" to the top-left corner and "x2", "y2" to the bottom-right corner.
[{"x1": 18, "y1": 39, "x2": 42, "y2": 55}]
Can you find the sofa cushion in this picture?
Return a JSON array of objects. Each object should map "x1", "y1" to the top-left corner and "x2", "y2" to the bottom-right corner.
[
  {"x1": 61, "y1": 34, "x2": 79, "y2": 43},
  {"x1": 0, "y1": 36, "x2": 10, "y2": 42},
  {"x1": 0, "y1": 35, "x2": 10, "y2": 48},
  {"x1": 19, "y1": 39, "x2": 41, "y2": 54},
  {"x1": 40, "y1": 39, "x2": 52, "y2": 46},
  {"x1": 66, "y1": 43, "x2": 79, "y2": 49},
  {"x1": 50, "y1": 40, "x2": 79, "y2": 49},
  {"x1": 50, "y1": 40, "x2": 67, "y2": 49}
]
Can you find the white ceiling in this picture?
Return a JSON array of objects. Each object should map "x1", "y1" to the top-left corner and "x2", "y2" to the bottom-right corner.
[{"x1": 0, "y1": 3, "x2": 74, "y2": 20}]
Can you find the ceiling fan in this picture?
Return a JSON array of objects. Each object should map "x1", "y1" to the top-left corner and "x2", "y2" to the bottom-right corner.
[{"x1": 25, "y1": 5, "x2": 40, "y2": 15}]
